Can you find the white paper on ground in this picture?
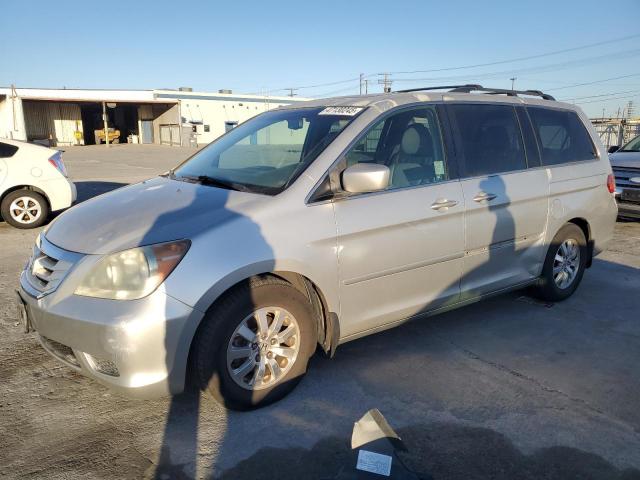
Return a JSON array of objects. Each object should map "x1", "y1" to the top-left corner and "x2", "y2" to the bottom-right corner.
[{"x1": 356, "y1": 449, "x2": 392, "y2": 476}]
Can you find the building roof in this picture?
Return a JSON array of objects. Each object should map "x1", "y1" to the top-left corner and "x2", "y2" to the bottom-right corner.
[
  {"x1": 153, "y1": 89, "x2": 309, "y2": 104},
  {"x1": 0, "y1": 87, "x2": 165, "y2": 103},
  {"x1": 0, "y1": 86, "x2": 309, "y2": 104}
]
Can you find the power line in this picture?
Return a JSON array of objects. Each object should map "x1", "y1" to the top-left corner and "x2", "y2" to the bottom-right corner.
[
  {"x1": 546, "y1": 72, "x2": 640, "y2": 91},
  {"x1": 560, "y1": 88, "x2": 640, "y2": 102},
  {"x1": 250, "y1": 74, "x2": 375, "y2": 96},
  {"x1": 390, "y1": 49, "x2": 640, "y2": 85},
  {"x1": 575, "y1": 93, "x2": 640, "y2": 105},
  {"x1": 246, "y1": 34, "x2": 640, "y2": 98},
  {"x1": 385, "y1": 33, "x2": 640, "y2": 75}
]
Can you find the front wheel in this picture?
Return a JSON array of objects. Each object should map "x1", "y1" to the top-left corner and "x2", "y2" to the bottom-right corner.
[
  {"x1": 1, "y1": 189, "x2": 49, "y2": 229},
  {"x1": 534, "y1": 223, "x2": 587, "y2": 302},
  {"x1": 192, "y1": 275, "x2": 317, "y2": 410}
]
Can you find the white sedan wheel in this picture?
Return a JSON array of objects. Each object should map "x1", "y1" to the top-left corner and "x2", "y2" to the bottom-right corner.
[{"x1": 9, "y1": 196, "x2": 42, "y2": 225}]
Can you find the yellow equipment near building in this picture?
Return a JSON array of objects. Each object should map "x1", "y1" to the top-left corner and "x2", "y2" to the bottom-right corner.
[{"x1": 95, "y1": 128, "x2": 120, "y2": 144}]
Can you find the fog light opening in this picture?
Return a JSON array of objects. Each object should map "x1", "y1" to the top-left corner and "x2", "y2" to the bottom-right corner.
[{"x1": 85, "y1": 354, "x2": 120, "y2": 377}]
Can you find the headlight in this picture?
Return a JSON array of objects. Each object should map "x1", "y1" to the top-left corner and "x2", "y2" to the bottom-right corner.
[{"x1": 74, "y1": 240, "x2": 190, "y2": 300}]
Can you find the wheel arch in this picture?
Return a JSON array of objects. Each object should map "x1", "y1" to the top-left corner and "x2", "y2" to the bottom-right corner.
[
  {"x1": 1, "y1": 184, "x2": 52, "y2": 210},
  {"x1": 566, "y1": 217, "x2": 593, "y2": 267},
  {"x1": 187, "y1": 268, "x2": 340, "y2": 376}
]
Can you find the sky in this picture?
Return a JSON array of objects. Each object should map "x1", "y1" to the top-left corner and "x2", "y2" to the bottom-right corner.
[{"x1": 1, "y1": 0, "x2": 639, "y2": 117}]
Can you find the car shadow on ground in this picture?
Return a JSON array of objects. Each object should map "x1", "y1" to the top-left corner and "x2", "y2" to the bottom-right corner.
[
  {"x1": 220, "y1": 422, "x2": 640, "y2": 480},
  {"x1": 73, "y1": 181, "x2": 128, "y2": 204},
  {"x1": 150, "y1": 256, "x2": 640, "y2": 480}
]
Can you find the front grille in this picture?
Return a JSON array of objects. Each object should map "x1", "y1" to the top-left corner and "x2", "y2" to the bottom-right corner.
[
  {"x1": 25, "y1": 235, "x2": 82, "y2": 296},
  {"x1": 39, "y1": 335, "x2": 80, "y2": 368},
  {"x1": 613, "y1": 166, "x2": 640, "y2": 190}
]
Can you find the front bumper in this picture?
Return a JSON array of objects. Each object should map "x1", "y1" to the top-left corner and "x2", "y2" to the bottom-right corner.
[{"x1": 19, "y1": 271, "x2": 202, "y2": 398}]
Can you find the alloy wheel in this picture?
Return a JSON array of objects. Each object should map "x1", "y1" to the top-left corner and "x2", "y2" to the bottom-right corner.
[
  {"x1": 226, "y1": 306, "x2": 300, "y2": 390},
  {"x1": 553, "y1": 239, "x2": 580, "y2": 289}
]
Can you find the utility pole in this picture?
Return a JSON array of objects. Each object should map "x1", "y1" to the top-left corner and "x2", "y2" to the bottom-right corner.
[
  {"x1": 378, "y1": 73, "x2": 392, "y2": 93},
  {"x1": 510, "y1": 77, "x2": 517, "y2": 91},
  {"x1": 10, "y1": 84, "x2": 17, "y2": 133},
  {"x1": 286, "y1": 88, "x2": 297, "y2": 97},
  {"x1": 102, "y1": 102, "x2": 109, "y2": 148},
  {"x1": 364, "y1": 79, "x2": 369, "y2": 95},
  {"x1": 359, "y1": 73, "x2": 364, "y2": 95}
]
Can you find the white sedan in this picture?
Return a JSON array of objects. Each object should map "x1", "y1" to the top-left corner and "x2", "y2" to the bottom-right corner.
[{"x1": 0, "y1": 138, "x2": 76, "y2": 228}]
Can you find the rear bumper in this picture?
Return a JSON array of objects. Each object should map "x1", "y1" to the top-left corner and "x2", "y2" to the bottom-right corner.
[
  {"x1": 45, "y1": 177, "x2": 77, "y2": 211},
  {"x1": 19, "y1": 271, "x2": 203, "y2": 398}
]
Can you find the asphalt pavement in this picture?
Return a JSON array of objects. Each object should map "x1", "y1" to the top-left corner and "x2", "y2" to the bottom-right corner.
[{"x1": 1, "y1": 145, "x2": 639, "y2": 479}]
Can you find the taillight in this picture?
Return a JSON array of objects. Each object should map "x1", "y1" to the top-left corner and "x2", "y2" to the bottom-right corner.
[
  {"x1": 607, "y1": 173, "x2": 615, "y2": 194},
  {"x1": 48, "y1": 151, "x2": 68, "y2": 177}
]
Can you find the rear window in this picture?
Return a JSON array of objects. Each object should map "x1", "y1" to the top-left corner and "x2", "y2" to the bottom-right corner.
[
  {"x1": 527, "y1": 107, "x2": 597, "y2": 165},
  {"x1": 0, "y1": 141, "x2": 18, "y2": 158},
  {"x1": 449, "y1": 104, "x2": 526, "y2": 177}
]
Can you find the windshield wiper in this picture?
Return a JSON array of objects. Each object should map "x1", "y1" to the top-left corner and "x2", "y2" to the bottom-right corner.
[{"x1": 176, "y1": 174, "x2": 249, "y2": 192}]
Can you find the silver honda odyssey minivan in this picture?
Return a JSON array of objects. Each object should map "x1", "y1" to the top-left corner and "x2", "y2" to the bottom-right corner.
[{"x1": 18, "y1": 85, "x2": 618, "y2": 409}]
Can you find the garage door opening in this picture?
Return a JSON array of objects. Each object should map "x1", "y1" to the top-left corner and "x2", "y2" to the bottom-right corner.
[
  {"x1": 80, "y1": 103, "x2": 139, "y2": 145},
  {"x1": 22, "y1": 100, "x2": 179, "y2": 147}
]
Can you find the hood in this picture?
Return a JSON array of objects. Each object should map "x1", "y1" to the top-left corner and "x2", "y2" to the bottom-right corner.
[
  {"x1": 610, "y1": 151, "x2": 640, "y2": 169},
  {"x1": 46, "y1": 176, "x2": 265, "y2": 254}
]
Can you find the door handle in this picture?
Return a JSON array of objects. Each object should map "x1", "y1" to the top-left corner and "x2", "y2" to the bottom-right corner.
[
  {"x1": 473, "y1": 192, "x2": 497, "y2": 203},
  {"x1": 430, "y1": 198, "x2": 458, "y2": 211}
]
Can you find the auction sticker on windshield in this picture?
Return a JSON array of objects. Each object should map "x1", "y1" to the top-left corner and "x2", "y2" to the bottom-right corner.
[{"x1": 319, "y1": 106, "x2": 364, "y2": 116}]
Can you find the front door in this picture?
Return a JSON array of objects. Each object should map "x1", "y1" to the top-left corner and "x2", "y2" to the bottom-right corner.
[{"x1": 332, "y1": 105, "x2": 465, "y2": 339}]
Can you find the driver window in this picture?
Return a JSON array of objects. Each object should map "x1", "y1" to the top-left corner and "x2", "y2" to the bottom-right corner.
[{"x1": 343, "y1": 106, "x2": 448, "y2": 190}]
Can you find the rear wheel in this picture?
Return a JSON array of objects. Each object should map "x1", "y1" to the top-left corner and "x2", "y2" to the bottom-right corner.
[
  {"x1": 1, "y1": 189, "x2": 49, "y2": 229},
  {"x1": 192, "y1": 275, "x2": 317, "y2": 410},
  {"x1": 534, "y1": 223, "x2": 587, "y2": 302}
]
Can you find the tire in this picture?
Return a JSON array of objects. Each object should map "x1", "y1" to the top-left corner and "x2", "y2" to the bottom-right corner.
[
  {"x1": 1, "y1": 189, "x2": 49, "y2": 229},
  {"x1": 534, "y1": 223, "x2": 587, "y2": 302},
  {"x1": 192, "y1": 275, "x2": 317, "y2": 410},
  {"x1": 112, "y1": 138, "x2": 120, "y2": 144}
]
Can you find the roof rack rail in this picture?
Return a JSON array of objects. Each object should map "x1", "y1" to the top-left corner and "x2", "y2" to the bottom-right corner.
[
  {"x1": 395, "y1": 84, "x2": 482, "y2": 94},
  {"x1": 395, "y1": 84, "x2": 555, "y2": 101}
]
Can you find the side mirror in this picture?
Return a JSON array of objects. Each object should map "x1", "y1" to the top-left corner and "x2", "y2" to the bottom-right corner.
[
  {"x1": 342, "y1": 163, "x2": 390, "y2": 193},
  {"x1": 608, "y1": 145, "x2": 620, "y2": 154}
]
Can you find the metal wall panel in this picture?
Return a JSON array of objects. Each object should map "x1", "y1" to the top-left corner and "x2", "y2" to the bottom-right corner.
[{"x1": 23, "y1": 101, "x2": 83, "y2": 146}]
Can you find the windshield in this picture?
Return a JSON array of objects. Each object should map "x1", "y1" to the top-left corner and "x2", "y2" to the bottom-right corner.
[
  {"x1": 172, "y1": 106, "x2": 362, "y2": 194},
  {"x1": 621, "y1": 135, "x2": 640, "y2": 152}
]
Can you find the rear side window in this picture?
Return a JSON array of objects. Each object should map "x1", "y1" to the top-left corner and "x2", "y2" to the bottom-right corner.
[
  {"x1": 527, "y1": 107, "x2": 597, "y2": 165},
  {"x1": 449, "y1": 104, "x2": 526, "y2": 177},
  {"x1": 0, "y1": 141, "x2": 18, "y2": 158}
]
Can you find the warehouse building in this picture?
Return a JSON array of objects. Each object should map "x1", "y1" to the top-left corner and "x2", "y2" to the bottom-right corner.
[{"x1": 0, "y1": 86, "x2": 307, "y2": 147}]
